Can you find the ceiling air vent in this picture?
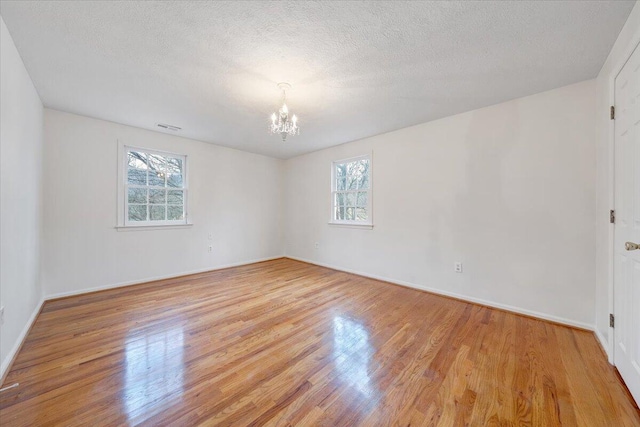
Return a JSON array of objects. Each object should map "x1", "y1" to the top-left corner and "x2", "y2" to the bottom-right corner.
[{"x1": 156, "y1": 123, "x2": 181, "y2": 131}]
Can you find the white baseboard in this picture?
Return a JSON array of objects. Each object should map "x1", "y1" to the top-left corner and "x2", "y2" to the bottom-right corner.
[
  {"x1": 1, "y1": 297, "x2": 45, "y2": 382},
  {"x1": 46, "y1": 256, "x2": 284, "y2": 300},
  {"x1": 595, "y1": 328, "x2": 613, "y2": 363},
  {"x1": 286, "y1": 255, "x2": 595, "y2": 331}
]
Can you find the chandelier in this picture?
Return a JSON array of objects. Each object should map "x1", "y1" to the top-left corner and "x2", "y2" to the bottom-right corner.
[{"x1": 270, "y1": 83, "x2": 299, "y2": 141}]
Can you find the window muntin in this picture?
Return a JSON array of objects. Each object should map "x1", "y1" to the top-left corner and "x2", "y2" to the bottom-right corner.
[
  {"x1": 124, "y1": 147, "x2": 187, "y2": 226},
  {"x1": 331, "y1": 155, "x2": 371, "y2": 225}
]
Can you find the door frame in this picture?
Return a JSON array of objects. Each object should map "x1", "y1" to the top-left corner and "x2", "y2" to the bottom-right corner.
[{"x1": 607, "y1": 37, "x2": 640, "y2": 365}]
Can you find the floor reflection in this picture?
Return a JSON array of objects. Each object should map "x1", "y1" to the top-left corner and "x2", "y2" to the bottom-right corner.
[
  {"x1": 333, "y1": 316, "x2": 376, "y2": 398},
  {"x1": 122, "y1": 326, "x2": 185, "y2": 422}
]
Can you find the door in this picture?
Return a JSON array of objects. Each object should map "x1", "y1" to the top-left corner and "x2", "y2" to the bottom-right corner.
[{"x1": 614, "y1": 41, "x2": 640, "y2": 405}]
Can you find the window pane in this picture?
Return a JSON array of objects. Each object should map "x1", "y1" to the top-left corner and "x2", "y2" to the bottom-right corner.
[
  {"x1": 359, "y1": 159, "x2": 369, "y2": 174},
  {"x1": 346, "y1": 175, "x2": 357, "y2": 190},
  {"x1": 167, "y1": 173, "x2": 183, "y2": 188},
  {"x1": 335, "y1": 163, "x2": 346, "y2": 178},
  {"x1": 345, "y1": 207, "x2": 355, "y2": 220},
  {"x1": 167, "y1": 157, "x2": 182, "y2": 172},
  {"x1": 167, "y1": 190, "x2": 183, "y2": 204},
  {"x1": 167, "y1": 205, "x2": 184, "y2": 221},
  {"x1": 345, "y1": 192, "x2": 356, "y2": 207},
  {"x1": 148, "y1": 170, "x2": 165, "y2": 187},
  {"x1": 128, "y1": 168, "x2": 147, "y2": 185},
  {"x1": 356, "y1": 192, "x2": 368, "y2": 207},
  {"x1": 128, "y1": 151, "x2": 148, "y2": 169},
  {"x1": 166, "y1": 157, "x2": 183, "y2": 187},
  {"x1": 150, "y1": 205, "x2": 166, "y2": 221},
  {"x1": 128, "y1": 188, "x2": 147, "y2": 204},
  {"x1": 335, "y1": 207, "x2": 345, "y2": 220},
  {"x1": 356, "y1": 207, "x2": 368, "y2": 221},
  {"x1": 147, "y1": 153, "x2": 167, "y2": 172},
  {"x1": 357, "y1": 174, "x2": 369, "y2": 190},
  {"x1": 347, "y1": 161, "x2": 359, "y2": 176},
  {"x1": 147, "y1": 153, "x2": 166, "y2": 186},
  {"x1": 354, "y1": 160, "x2": 366, "y2": 176},
  {"x1": 149, "y1": 189, "x2": 166, "y2": 204},
  {"x1": 336, "y1": 177, "x2": 346, "y2": 191},
  {"x1": 128, "y1": 205, "x2": 147, "y2": 221}
]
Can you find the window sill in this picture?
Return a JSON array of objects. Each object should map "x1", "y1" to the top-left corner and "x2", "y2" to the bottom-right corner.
[
  {"x1": 115, "y1": 223, "x2": 193, "y2": 232},
  {"x1": 328, "y1": 222, "x2": 373, "y2": 230}
]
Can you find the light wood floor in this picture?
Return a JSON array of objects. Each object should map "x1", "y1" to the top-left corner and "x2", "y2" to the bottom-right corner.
[{"x1": 0, "y1": 258, "x2": 638, "y2": 426}]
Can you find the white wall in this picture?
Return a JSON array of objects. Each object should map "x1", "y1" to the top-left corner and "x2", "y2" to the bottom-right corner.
[
  {"x1": 595, "y1": 1, "x2": 640, "y2": 357},
  {"x1": 0, "y1": 17, "x2": 44, "y2": 375},
  {"x1": 285, "y1": 80, "x2": 596, "y2": 328},
  {"x1": 42, "y1": 110, "x2": 284, "y2": 297}
]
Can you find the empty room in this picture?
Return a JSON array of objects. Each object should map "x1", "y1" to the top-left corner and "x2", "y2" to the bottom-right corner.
[{"x1": 1, "y1": 0, "x2": 639, "y2": 425}]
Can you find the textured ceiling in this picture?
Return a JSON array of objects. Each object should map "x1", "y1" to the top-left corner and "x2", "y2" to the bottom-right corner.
[{"x1": 0, "y1": 1, "x2": 635, "y2": 158}]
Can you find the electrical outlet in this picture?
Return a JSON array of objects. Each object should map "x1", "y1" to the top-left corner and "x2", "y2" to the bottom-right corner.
[
  {"x1": 0, "y1": 306, "x2": 4, "y2": 325},
  {"x1": 454, "y1": 262, "x2": 463, "y2": 273},
  {"x1": 314, "y1": 242, "x2": 319, "y2": 249},
  {"x1": 208, "y1": 245, "x2": 213, "y2": 253}
]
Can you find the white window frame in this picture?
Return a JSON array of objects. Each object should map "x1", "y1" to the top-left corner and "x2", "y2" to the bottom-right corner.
[
  {"x1": 329, "y1": 153, "x2": 373, "y2": 228},
  {"x1": 118, "y1": 144, "x2": 190, "y2": 229}
]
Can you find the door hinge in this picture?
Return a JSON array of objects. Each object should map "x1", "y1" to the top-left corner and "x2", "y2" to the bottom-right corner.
[
  {"x1": 610, "y1": 313, "x2": 615, "y2": 328},
  {"x1": 610, "y1": 105, "x2": 615, "y2": 120},
  {"x1": 610, "y1": 210, "x2": 615, "y2": 224}
]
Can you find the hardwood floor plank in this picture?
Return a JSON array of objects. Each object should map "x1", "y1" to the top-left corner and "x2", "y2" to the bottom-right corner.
[{"x1": 0, "y1": 258, "x2": 637, "y2": 426}]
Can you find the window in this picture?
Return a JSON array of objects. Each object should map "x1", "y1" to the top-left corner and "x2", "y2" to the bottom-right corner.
[
  {"x1": 331, "y1": 154, "x2": 372, "y2": 226},
  {"x1": 124, "y1": 147, "x2": 187, "y2": 226}
]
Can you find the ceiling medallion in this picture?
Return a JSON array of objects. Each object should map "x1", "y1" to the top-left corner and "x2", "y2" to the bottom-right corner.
[{"x1": 269, "y1": 83, "x2": 299, "y2": 141}]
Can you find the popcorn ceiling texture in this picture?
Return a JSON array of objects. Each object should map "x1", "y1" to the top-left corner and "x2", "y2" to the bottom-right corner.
[{"x1": 0, "y1": 1, "x2": 634, "y2": 158}]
